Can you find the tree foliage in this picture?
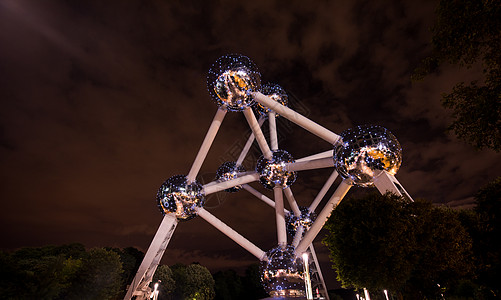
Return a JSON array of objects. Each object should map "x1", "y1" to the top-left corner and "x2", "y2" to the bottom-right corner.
[
  {"x1": 153, "y1": 264, "x2": 176, "y2": 299},
  {"x1": 414, "y1": 0, "x2": 501, "y2": 151},
  {"x1": 170, "y1": 263, "x2": 215, "y2": 300},
  {"x1": 323, "y1": 193, "x2": 474, "y2": 299},
  {"x1": 470, "y1": 177, "x2": 501, "y2": 298},
  {"x1": 0, "y1": 244, "x2": 145, "y2": 300}
]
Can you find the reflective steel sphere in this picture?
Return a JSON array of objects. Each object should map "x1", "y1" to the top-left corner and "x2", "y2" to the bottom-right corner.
[
  {"x1": 207, "y1": 54, "x2": 261, "y2": 112},
  {"x1": 260, "y1": 245, "x2": 305, "y2": 298},
  {"x1": 256, "y1": 150, "x2": 297, "y2": 189},
  {"x1": 156, "y1": 175, "x2": 205, "y2": 220},
  {"x1": 215, "y1": 161, "x2": 246, "y2": 193},
  {"x1": 334, "y1": 125, "x2": 402, "y2": 187},
  {"x1": 255, "y1": 83, "x2": 288, "y2": 118},
  {"x1": 286, "y1": 207, "x2": 317, "y2": 237}
]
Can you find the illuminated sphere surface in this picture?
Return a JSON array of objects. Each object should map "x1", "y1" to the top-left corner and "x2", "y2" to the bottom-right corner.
[
  {"x1": 286, "y1": 207, "x2": 317, "y2": 237},
  {"x1": 256, "y1": 150, "x2": 297, "y2": 189},
  {"x1": 215, "y1": 161, "x2": 246, "y2": 193},
  {"x1": 156, "y1": 175, "x2": 205, "y2": 220},
  {"x1": 260, "y1": 245, "x2": 305, "y2": 298},
  {"x1": 207, "y1": 54, "x2": 261, "y2": 112},
  {"x1": 255, "y1": 83, "x2": 288, "y2": 118},
  {"x1": 334, "y1": 125, "x2": 402, "y2": 187}
]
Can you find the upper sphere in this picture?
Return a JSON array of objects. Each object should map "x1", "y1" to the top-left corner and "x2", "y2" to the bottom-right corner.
[
  {"x1": 207, "y1": 54, "x2": 261, "y2": 112},
  {"x1": 334, "y1": 125, "x2": 402, "y2": 187},
  {"x1": 156, "y1": 175, "x2": 205, "y2": 220}
]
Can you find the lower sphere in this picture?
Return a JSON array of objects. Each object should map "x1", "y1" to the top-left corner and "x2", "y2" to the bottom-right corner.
[{"x1": 260, "y1": 245, "x2": 305, "y2": 298}]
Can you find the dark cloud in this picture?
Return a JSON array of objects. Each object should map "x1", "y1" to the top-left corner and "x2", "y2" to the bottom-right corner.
[{"x1": 1, "y1": 0, "x2": 499, "y2": 290}]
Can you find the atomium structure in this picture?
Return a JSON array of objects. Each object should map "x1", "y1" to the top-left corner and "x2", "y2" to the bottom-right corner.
[{"x1": 125, "y1": 54, "x2": 414, "y2": 300}]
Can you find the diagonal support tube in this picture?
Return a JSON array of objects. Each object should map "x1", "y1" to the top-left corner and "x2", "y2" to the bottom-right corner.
[
  {"x1": 243, "y1": 107, "x2": 273, "y2": 160},
  {"x1": 242, "y1": 184, "x2": 290, "y2": 214},
  {"x1": 284, "y1": 187, "x2": 301, "y2": 217},
  {"x1": 203, "y1": 172, "x2": 260, "y2": 195},
  {"x1": 295, "y1": 179, "x2": 352, "y2": 255},
  {"x1": 309, "y1": 170, "x2": 339, "y2": 213},
  {"x1": 187, "y1": 108, "x2": 227, "y2": 183},
  {"x1": 252, "y1": 92, "x2": 341, "y2": 145},
  {"x1": 295, "y1": 150, "x2": 334, "y2": 163},
  {"x1": 124, "y1": 214, "x2": 178, "y2": 300},
  {"x1": 197, "y1": 208, "x2": 266, "y2": 261},
  {"x1": 236, "y1": 117, "x2": 266, "y2": 166},
  {"x1": 269, "y1": 112, "x2": 278, "y2": 151},
  {"x1": 286, "y1": 157, "x2": 335, "y2": 172}
]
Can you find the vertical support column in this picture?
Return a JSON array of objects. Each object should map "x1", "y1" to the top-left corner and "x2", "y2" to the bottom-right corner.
[
  {"x1": 269, "y1": 112, "x2": 278, "y2": 151},
  {"x1": 187, "y1": 108, "x2": 227, "y2": 183},
  {"x1": 274, "y1": 187, "x2": 287, "y2": 248},
  {"x1": 373, "y1": 171, "x2": 414, "y2": 201},
  {"x1": 295, "y1": 179, "x2": 351, "y2": 255},
  {"x1": 309, "y1": 244, "x2": 330, "y2": 300},
  {"x1": 124, "y1": 214, "x2": 178, "y2": 300},
  {"x1": 197, "y1": 208, "x2": 266, "y2": 260}
]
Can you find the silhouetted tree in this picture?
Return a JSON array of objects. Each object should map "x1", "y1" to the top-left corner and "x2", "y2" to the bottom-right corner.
[
  {"x1": 171, "y1": 263, "x2": 215, "y2": 300},
  {"x1": 214, "y1": 269, "x2": 243, "y2": 300},
  {"x1": 153, "y1": 264, "x2": 176, "y2": 300},
  {"x1": 323, "y1": 193, "x2": 474, "y2": 299},
  {"x1": 414, "y1": 0, "x2": 501, "y2": 151},
  {"x1": 64, "y1": 248, "x2": 123, "y2": 300}
]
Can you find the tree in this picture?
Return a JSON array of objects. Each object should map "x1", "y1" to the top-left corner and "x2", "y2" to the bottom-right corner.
[
  {"x1": 414, "y1": 0, "x2": 501, "y2": 151},
  {"x1": 213, "y1": 269, "x2": 243, "y2": 300},
  {"x1": 470, "y1": 177, "x2": 500, "y2": 298},
  {"x1": 323, "y1": 193, "x2": 474, "y2": 298},
  {"x1": 64, "y1": 248, "x2": 124, "y2": 300},
  {"x1": 171, "y1": 263, "x2": 215, "y2": 300},
  {"x1": 153, "y1": 265, "x2": 176, "y2": 300},
  {"x1": 323, "y1": 193, "x2": 418, "y2": 293},
  {"x1": 241, "y1": 264, "x2": 268, "y2": 300}
]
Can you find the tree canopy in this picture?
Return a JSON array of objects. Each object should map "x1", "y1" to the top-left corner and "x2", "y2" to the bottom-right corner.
[
  {"x1": 414, "y1": 0, "x2": 501, "y2": 151},
  {"x1": 323, "y1": 193, "x2": 474, "y2": 299}
]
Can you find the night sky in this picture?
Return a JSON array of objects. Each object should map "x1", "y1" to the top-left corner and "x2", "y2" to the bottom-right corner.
[{"x1": 1, "y1": 0, "x2": 499, "y2": 289}]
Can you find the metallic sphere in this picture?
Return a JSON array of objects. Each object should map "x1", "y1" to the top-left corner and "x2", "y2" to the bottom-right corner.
[
  {"x1": 215, "y1": 161, "x2": 246, "y2": 193},
  {"x1": 255, "y1": 83, "x2": 288, "y2": 118},
  {"x1": 260, "y1": 245, "x2": 305, "y2": 298},
  {"x1": 207, "y1": 54, "x2": 261, "y2": 112},
  {"x1": 156, "y1": 175, "x2": 205, "y2": 220},
  {"x1": 334, "y1": 125, "x2": 402, "y2": 187},
  {"x1": 286, "y1": 207, "x2": 317, "y2": 237},
  {"x1": 256, "y1": 150, "x2": 297, "y2": 189}
]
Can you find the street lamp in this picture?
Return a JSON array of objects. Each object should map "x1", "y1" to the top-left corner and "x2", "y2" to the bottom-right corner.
[
  {"x1": 302, "y1": 253, "x2": 313, "y2": 300},
  {"x1": 150, "y1": 282, "x2": 159, "y2": 300}
]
